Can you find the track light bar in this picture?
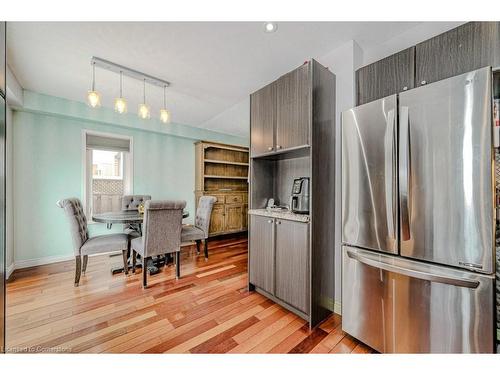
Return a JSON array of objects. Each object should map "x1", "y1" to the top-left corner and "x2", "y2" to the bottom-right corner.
[{"x1": 90, "y1": 56, "x2": 170, "y2": 88}]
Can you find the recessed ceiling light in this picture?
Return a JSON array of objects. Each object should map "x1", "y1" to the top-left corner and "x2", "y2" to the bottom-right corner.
[{"x1": 264, "y1": 22, "x2": 277, "y2": 33}]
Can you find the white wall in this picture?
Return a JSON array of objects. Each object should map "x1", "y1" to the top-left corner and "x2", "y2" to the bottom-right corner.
[
  {"x1": 5, "y1": 105, "x2": 14, "y2": 278},
  {"x1": 200, "y1": 97, "x2": 250, "y2": 139},
  {"x1": 5, "y1": 65, "x2": 22, "y2": 278}
]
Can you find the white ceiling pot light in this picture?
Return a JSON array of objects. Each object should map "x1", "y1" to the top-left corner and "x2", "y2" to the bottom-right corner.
[
  {"x1": 264, "y1": 22, "x2": 277, "y2": 33},
  {"x1": 114, "y1": 71, "x2": 127, "y2": 114},
  {"x1": 86, "y1": 61, "x2": 101, "y2": 108},
  {"x1": 86, "y1": 56, "x2": 171, "y2": 122}
]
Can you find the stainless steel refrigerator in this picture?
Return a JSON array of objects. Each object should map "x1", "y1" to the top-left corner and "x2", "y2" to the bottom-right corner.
[{"x1": 341, "y1": 66, "x2": 496, "y2": 353}]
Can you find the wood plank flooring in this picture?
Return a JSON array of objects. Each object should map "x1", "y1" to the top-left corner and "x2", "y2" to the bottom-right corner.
[{"x1": 6, "y1": 234, "x2": 373, "y2": 354}]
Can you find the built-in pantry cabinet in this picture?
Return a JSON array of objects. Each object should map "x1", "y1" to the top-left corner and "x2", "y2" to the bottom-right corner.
[
  {"x1": 356, "y1": 22, "x2": 500, "y2": 105},
  {"x1": 249, "y1": 59, "x2": 335, "y2": 327}
]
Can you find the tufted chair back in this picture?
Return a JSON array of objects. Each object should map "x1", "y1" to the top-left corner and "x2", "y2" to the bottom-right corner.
[
  {"x1": 141, "y1": 200, "x2": 186, "y2": 257},
  {"x1": 121, "y1": 195, "x2": 152, "y2": 211},
  {"x1": 195, "y1": 196, "x2": 216, "y2": 238},
  {"x1": 57, "y1": 198, "x2": 89, "y2": 255}
]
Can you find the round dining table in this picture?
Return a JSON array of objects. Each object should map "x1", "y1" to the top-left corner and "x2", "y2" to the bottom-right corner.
[{"x1": 92, "y1": 209, "x2": 189, "y2": 275}]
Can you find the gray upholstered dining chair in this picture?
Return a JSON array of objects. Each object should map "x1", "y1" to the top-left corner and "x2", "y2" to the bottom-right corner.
[
  {"x1": 181, "y1": 196, "x2": 216, "y2": 260},
  {"x1": 130, "y1": 200, "x2": 186, "y2": 288},
  {"x1": 121, "y1": 195, "x2": 151, "y2": 237},
  {"x1": 57, "y1": 198, "x2": 129, "y2": 286}
]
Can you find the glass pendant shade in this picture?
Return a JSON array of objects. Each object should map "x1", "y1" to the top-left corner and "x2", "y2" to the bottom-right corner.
[
  {"x1": 87, "y1": 90, "x2": 101, "y2": 108},
  {"x1": 138, "y1": 103, "x2": 151, "y2": 119},
  {"x1": 160, "y1": 109, "x2": 170, "y2": 123},
  {"x1": 114, "y1": 97, "x2": 127, "y2": 114}
]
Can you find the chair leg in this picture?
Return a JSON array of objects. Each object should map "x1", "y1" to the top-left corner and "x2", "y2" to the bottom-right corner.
[
  {"x1": 204, "y1": 239, "x2": 209, "y2": 260},
  {"x1": 132, "y1": 250, "x2": 137, "y2": 274},
  {"x1": 82, "y1": 255, "x2": 88, "y2": 274},
  {"x1": 176, "y1": 252, "x2": 181, "y2": 279},
  {"x1": 142, "y1": 257, "x2": 149, "y2": 289},
  {"x1": 195, "y1": 240, "x2": 201, "y2": 254},
  {"x1": 122, "y1": 249, "x2": 129, "y2": 275},
  {"x1": 74, "y1": 256, "x2": 82, "y2": 287}
]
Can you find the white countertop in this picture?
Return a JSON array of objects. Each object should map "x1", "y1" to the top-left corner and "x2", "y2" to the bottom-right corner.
[{"x1": 248, "y1": 208, "x2": 310, "y2": 223}]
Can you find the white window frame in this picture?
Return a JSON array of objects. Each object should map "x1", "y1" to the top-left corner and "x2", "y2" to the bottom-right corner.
[{"x1": 82, "y1": 129, "x2": 134, "y2": 221}]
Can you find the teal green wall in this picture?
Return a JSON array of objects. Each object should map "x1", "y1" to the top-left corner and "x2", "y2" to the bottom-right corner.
[{"x1": 13, "y1": 91, "x2": 248, "y2": 264}]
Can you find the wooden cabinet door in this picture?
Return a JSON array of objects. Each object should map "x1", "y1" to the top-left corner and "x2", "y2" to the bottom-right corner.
[
  {"x1": 224, "y1": 204, "x2": 243, "y2": 232},
  {"x1": 249, "y1": 215, "x2": 275, "y2": 294},
  {"x1": 356, "y1": 47, "x2": 415, "y2": 105},
  {"x1": 275, "y1": 219, "x2": 309, "y2": 314},
  {"x1": 250, "y1": 82, "x2": 276, "y2": 156},
  {"x1": 276, "y1": 62, "x2": 311, "y2": 151},
  {"x1": 208, "y1": 204, "x2": 225, "y2": 235},
  {"x1": 415, "y1": 22, "x2": 500, "y2": 86}
]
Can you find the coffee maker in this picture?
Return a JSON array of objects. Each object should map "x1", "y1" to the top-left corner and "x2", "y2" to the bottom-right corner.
[{"x1": 289, "y1": 177, "x2": 310, "y2": 214}]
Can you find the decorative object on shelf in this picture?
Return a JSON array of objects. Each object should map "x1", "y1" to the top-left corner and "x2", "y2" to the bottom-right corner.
[
  {"x1": 87, "y1": 61, "x2": 101, "y2": 108},
  {"x1": 114, "y1": 71, "x2": 127, "y2": 114},
  {"x1": 86, "y1": 56, "x2": 171, "y2": 121},
  {"x1": 160, "y1": 85, "x2": 171, "y2": 123},
  {"x1": 138, "y1": 78, "x2": 151, "y2": 120}
]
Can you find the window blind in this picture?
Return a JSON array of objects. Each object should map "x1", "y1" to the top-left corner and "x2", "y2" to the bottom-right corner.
[{"x1": 86, "y1": 133, "x2": 130, "y2": 152}]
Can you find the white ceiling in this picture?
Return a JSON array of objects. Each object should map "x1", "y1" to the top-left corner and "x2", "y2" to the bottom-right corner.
[{"x1": 7, "y1": 22, "x2": 424, "y2": 137}]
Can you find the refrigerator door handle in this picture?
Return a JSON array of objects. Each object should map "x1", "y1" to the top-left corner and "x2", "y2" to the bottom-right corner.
[
  {"x1": 399, "y1": 106, "x2": 411, "y2": 240},
  {"x1": 384, "y1": 109, "x2": 396, "y2": 241},
  {"x1": 346, "y1": 249, "x2": 480, "y2": 289}
]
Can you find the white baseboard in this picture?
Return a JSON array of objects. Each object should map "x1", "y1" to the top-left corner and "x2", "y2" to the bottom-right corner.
[
  {"x1": 13, "y1": 254, "x2": 75, "y2": 272},
  {"x1": 334, "y1": 301, "x2": 342, "y2": 315},
  {"x1": 9, "y1": 251, "x2": 123, "y2": 277},
  {"x1": 6, "y1": 262, "x2": 15, "y2": 279}
]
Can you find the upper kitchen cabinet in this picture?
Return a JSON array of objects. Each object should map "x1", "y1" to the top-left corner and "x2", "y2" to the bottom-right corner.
[
  {"x1": 356, "y1": 47, "x2": 415, "y2": 105},
  {"x1": 276, "y1": 62, "x2": 311, "y2": 151},
  {"x1": 0, "y1": 22, "x2": 5, "y2": 97},
  {"x1": 250, "y1": 82, "x2": 276, "y2": 156},
  {"x1": 416, "y1": 22, "x2": 500, "y2": 86}
]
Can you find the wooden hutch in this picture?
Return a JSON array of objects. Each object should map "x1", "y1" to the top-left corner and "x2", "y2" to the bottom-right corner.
[{"x1": 195, "y1": 141, "x2": 249, "y2": 237}]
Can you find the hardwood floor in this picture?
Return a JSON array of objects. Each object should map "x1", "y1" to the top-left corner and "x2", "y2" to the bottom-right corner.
[{"x1": 6, "y1": 234, "x2": 372, "y2": 354}]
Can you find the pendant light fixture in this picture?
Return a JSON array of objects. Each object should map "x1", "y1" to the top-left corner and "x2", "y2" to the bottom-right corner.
[
  {"x1": 87, "y1": 61, "x2": 101, "y2": 108},
  {"x1": 138, "y1": 78, "x2": 151, "y2": 119},
  {"x1": 114, "y1": 71, "x2": 127, "y2": 114},
  {"x1": 160, "y1": 85, "x2": 170, "y2": 124}
]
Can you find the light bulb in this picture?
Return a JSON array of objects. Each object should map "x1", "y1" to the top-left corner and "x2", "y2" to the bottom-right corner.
[
  {"x1": 138, "y1": 103, "x2": 150, "y2": 119},
  {"x1": 114, "y1": 97, "x2": 127, "y2": 114},
  {"x1": 264, "y1": 22, "x2": 277, "y2": 33},
  {"x1": 160, "y1": 109, "x2": 170, "y2": 123},
  {"x1": 87, "y1": 91, "x2": 101, "y2": 108}
]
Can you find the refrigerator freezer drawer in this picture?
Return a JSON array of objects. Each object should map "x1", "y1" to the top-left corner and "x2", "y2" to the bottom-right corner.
[{"x1": 342, "y1": 246, "x2": 494, "y2": 353}]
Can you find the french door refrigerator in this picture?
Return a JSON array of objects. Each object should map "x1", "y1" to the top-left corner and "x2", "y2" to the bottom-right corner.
[{"x1": 341, "y1": 66, "x2": 495, "y2": 353}]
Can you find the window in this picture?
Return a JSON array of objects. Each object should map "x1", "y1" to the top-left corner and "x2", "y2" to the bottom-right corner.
[{"x1": 83, "y1": 131, "x2": 133, "y2": 219}]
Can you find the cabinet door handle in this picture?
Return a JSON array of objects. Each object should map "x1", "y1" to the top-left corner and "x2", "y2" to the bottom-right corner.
[
  {"x1": 420, "y1": 80, "x2": 427, "y2": 85},
  {"x1": 267, "y1": 219, "x2": 273, "y2": 223},
  {"x1": 402, "y1": 86, "x2": 408, "y2": 91},
  {"x1": 267, "y1": 146, "x2": 273, "y2": 151},
  {"x1": 276, "y1": 145, "x2": 282, "y2": 150},
  {"x1": 276, "y1": 220, "x2": 281, "y2": 225}
]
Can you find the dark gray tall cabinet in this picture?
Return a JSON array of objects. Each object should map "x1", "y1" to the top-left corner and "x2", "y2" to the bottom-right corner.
[
  {"x1": 248, "y1": 59, "x2": 336, "y2": 327},
  {"x1": 356, "y1": 22, "x2": 500, "y2": 105}
]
